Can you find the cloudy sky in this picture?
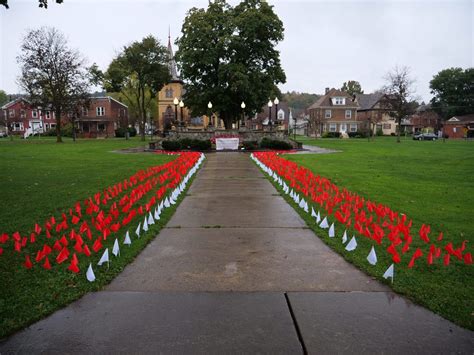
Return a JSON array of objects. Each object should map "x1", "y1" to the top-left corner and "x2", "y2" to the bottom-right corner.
[{"x1": 0, "y1": 0, "x2": 472, "y2": 102}]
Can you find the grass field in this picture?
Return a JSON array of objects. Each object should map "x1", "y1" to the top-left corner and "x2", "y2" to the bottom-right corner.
[
  {"x1": 279, "y1": 136, "x2": 474, "y2": 329},
  {"x1": 0, "y1": 138, "x2": 188, "y2": 338}
]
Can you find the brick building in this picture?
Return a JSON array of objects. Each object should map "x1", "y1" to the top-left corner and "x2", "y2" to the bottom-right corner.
[
  {"x1": 443, "y1": 114, "x2": 474, "y2": 139},
  {"x1": 355, "y1": 93, "x2": 397, "y2": 135},
  {"x1": 308, "y1": 88, "x2": 359, "y2": 136}
]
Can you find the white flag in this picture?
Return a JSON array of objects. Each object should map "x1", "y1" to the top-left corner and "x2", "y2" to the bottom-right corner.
[
  {"x1": 98, "y1": 248, "x2": 109, "y2": 266},
  {"x1": 112, "y1": 238, "x2": 120, "y2": 257},
  {"x1": 345, "y1": 236, "x2": 357, "y2": 251},
  {"x1": 383, "y1": 263, "x2": 394, "y2": 280},
  {"x1": 154, "y1": 207, "x2": 160, "y2": 220},
  {"x1": 135, "y1": 222, "x2": 141, "y2": 238},
  {"x1": 303, "y1": 201, "x2": 309, "y2": 213},
  {"x1": 86, "y1": 263, "x2": 96, "y2": 282},
  {"x1": 298, "y1": 198, "x2": 305, "y2": 209},
  {"x1": 170, "y1": 197, "x2": 176, "y2": 205},
  {"x1": 311, "y1": 207, "x2": 317, "y2": 218},
  {"x1": 316, "y1": 211, "x2": 321, "y2": 223},
  {"x1": 124, "y1": 231, "x2": 131, "y2": 245},
  {"x1": 164, "y1": 197, "x2": 171, "y2": 208},
  {"x1": 319, "y1": 217, "x2": 329, "y2": 229},
  {"x1": 148, "y1": 212, "x2": 155, "y2": 225},
  {"x1": 342, "y1": 230, "x2": 348, "y2": 244},
  {"x1": 328, "y1": 223, "x2": 335, "y2": 238},
  {"x1": 367, "y1": 246, "x2": 377, "y2": 265},
  {"x1": 295, "y1": 194, "x2": 300, "y2": 204},
  {"x1": 143, "y1": 216, "x2": 149, "y2": 232}
]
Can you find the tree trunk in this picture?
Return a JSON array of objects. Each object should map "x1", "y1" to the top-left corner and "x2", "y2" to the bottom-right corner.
[
  {"x1": 56, "y1": 109, "x2": 63, "y2": 143},
  {"x1": 72, "y1": 117, "x2": 76, "y2": 142}
]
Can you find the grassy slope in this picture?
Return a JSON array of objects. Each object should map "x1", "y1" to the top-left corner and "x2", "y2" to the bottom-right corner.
[
  {"x1": 281, "y1": 136, "x2": 473, "y2": 329},
  {"x1": 0, "y1": 138, "x2": 185, "y2": 338}
]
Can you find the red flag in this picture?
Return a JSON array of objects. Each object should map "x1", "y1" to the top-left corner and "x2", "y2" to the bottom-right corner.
[
  {"x1": 13, "y1": 232, "x2": 21, "y2": 241},
  {"x1": 71, "y1": 215, "x2": 80, "y2": 225},
  {"x1": 59, "y1": 235, "x2": 68, "y2": 247},
  {"x1": 35, "y1": 250, "x2": 43, "y2": 262},
  {"x1": 43, "y1": 257, "x2": 51, "y2": 270},
  {"x1": 437, "y1": 232, "x2": 443, "y2": 241},
  {"x1": 0, "y1": 247, "x2": 3, "y2": 255},
  {"x1": 74, "y1": 241, "x2": 83, "y2": 253},
  {"x1": 464, "y1": 253, "x2": 473, "y2": 265},
  {"x1": 21, "y1": 237, "x2": 27, "y2": 247},
  {"x1": 46, "y1": 230, "x2": 52, "y2": 239},
  {"x1": 427, "y1": 252, "x2": 433, "y2": 265},
  {"x1": 0, "y1": 233, "x2": 8, "y2": 243},
  {"x1": 42, "y1": 244, "x2": 52, "y2": 256},
  {"x1": 24, "y1": 255, "x2": 33, "y2": 269},
  {"x1": 443, "y1": 253, "x2": 450, "y2": 266},
  {"x1": 34, "y1": 223, "x2": 42, "y2": 235},
  {"x1": 83, "y1": 244, "x2": 91, "y2": 257},
  {"x1": 392, "y1": 252, "x2": 401, "y2": 264},
  {"x1": 67, "y1": 258, "x2": 80, "y2": 273},
  {"x1": 53, "y1": 240, "x2": 62, "y2": 251},
  {"x1": 92, "y1": 238, "x2": 102, "y2": 253},
  {"x1": 50, "y1": 216, "x2": 56, "y2": 225},
  {"x1": 30, "y1": 233, "x2": 36, "y2": 243},
  {"x1": 56, "y1": 247, "x2": 69, "y2": 264}
]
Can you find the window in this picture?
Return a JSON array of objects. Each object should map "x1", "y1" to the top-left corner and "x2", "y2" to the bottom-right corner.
[
  {"x1": 32, "y1": 110, "x2": 38, "y2": 118},
  {"x1": 82, "y1": 108, "x2": 88, "y2": 116},
  {"x1": 20, "y1": 109, "x2": 26, "y2": 118},
  {"x1": 453, "y1": 127, "x2": 457, "y2": 133},
  {"x1": 329, "y1": 123, "x2": 337, "y2": 132},
  {"x1": 350, "y1": 124, "x2": 357, "y2": 132},
  {"x1": 340, "y1": 123, "x2": 347, "y2": 132},
  {"x1": 383, "y1": 123, "x2": 391, "y2": 130},
  {"x1": 325, "y1": 110, "x2": 332, "y2": 119},
  {"x1": 333, "y1": 97, "x2": 345, "y2": 105},
  {"x1": 50, "y1": 123, "x2": 56, "y2": 129},
  {"x1": 45, "y1": 111, "x2": 51, "y2": 119},
  {"x1": 96, "y1": 107, "x2": 105, "y2": 116},
  {"x1": 13, "y1": 122, "x2": 24, "y2": 131},
  {"x1": 277, "y1": 110, "x2": 285, "y2": 121},
  {"x1": 45, "y1": 123, "x2": 49, "y2": 130},
  {"x1": 345, "y1": 110, "x2": 352, "y2": 119},
  {"x1": 165, "y1": 88, "x2": 173, "y2": 98},
  {"x1": 9, "y1": 109, "x2": 15, "y2": 118},
  {"x1": 97, "y1": 123, "x2": 106, "y2": 131}
]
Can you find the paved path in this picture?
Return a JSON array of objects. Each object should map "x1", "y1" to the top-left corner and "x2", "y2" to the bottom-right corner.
[{"x1": 1, "y1": 153, "x2": 472, "y2": 354}]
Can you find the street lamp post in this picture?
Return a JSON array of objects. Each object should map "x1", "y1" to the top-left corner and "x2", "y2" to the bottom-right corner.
[
  {"x1": 294, "y1": 113, "x2": 297, "y2": 141},
  {"x1": 207, "y1": 101, "x2": 213, "y2": 129},
  {"x1": 179, "y1": 100, "x2": 184, "y2": 130},
  {"x1": 241, "y1": 101, "x2": 246, "y2": 130},
  {"x1": 267, "y1": 100, "x2": 273, "y2": 132},
  {"x1": 173, "y1": 97, "x2": 179, "y2": 130},
  {"x1": 274, "y1": 97, "x2": 279, "y2": 131}
]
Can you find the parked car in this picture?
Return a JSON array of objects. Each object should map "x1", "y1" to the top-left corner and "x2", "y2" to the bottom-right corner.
[
  {"x1": 413, "y1": 133, "x2": 438, "y2": 141},
  {"x1": 0, "y1": 131, "x2": 7, "y2": 138}
]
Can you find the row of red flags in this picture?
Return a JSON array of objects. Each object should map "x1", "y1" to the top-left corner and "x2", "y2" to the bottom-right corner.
[
  {"x1": 252, "y1": 152, "x2": 472, "y2": 268},
  {"x1": 1, "y1": 152, "x2": 203, "y2": 275}
]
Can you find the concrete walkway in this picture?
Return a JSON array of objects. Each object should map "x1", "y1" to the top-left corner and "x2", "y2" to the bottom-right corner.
[{"x1": 1, "y1": 153, "x2": 472, "y2": 354}]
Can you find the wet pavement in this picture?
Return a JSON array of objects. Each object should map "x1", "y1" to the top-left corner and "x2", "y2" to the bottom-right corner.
[{"x1": 1, "y1": 152, "x2": 472, "y2": 354}]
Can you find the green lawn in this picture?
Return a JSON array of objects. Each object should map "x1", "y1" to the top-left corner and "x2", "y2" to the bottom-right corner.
[
  {"x1": 279, "y1": 136, "x2": 474, "y2": 329},
  {"x1": 0, "y1": 138, "x2": 188, "y2": 338}
]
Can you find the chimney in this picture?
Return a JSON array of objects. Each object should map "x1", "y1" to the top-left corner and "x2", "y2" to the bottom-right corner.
[{"x1": 325, "y1": 87, "x2": 329, "y2": 94}]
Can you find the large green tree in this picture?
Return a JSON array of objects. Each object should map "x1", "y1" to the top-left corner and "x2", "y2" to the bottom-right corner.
[
  {"x1": 429, "y1": 67, "x2": 474, "y2": 119},
  {"x1": 341, "y1": 80, "x2": 364, "y2": 96},
  {"x1": 0, "y1": 90, "x2": 7, "y2": 106},
  {"x1": 175, "y1": 0, "x2": 286, "y2": 129},
  {"x1": 102, "y1": 36, "x2": 170, "y2": 141},
  {"x1": 17, "y1": 27, "x2": 91, "y2": 143}
]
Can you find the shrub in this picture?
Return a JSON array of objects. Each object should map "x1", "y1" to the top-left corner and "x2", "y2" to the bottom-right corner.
[
  {"x1": 242, "y1": 140, "x2": 258, "y2": 150},
  {"x1": 189, "y1": 139, "x2": 211, "y2": 151},
  {"x1": 259, "y1": 137, "x2": 293, "y2": 150},
  {"x1": 115, "y1": 127, "x2": 128, "y2": 137},
  {"x1": 179, "y1": 137, "x2": 195, "y2": 149},
  {"x1": 322, "y1": 132, "x2": 341, "y2": 138},
  {"x1": 376, "y1": 128, "x2": 384, "y2": 136},
  {"x1": 161, "y1": 140, "x2": 181, "y2": 151}
]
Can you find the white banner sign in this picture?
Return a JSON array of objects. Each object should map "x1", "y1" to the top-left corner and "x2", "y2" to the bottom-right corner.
[{"x1": 216, "y1": 138, "x2": 239, "y2": 151}]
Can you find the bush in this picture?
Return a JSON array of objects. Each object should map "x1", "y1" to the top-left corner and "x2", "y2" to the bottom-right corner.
[
  {"x1": 115, "y1": 127, "x2": 137, "y2": 137},
  {"x1": 179, "y1": 138, "x2": 195, "y2": 149},
  {"x1": 322, "y1": 132, "x2": 341, "y2": 138},
  {"x1": 161, "y1": 140, "x2": 181, "y2": 151},
  {"x1": 45, "y1": 123, "x2": 75, "y2": 137},
  {"x1": 376, "y1": 128, "x2": 383, "y2": 136},
  {"x1": 189, "y1": 139, "x2": 211, "y2": 151},
  {"x1": 259, "y1": 137, "x2": 293, "y2": 150},
  {"x1": 347, "y1": 132, "x2": 367, "y2": 138},
  {"x1": 242, "y1": 140, "x2": 258, "y2": 150}
]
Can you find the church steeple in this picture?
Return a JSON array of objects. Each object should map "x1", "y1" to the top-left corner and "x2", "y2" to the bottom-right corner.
[{"x1": 167, "y1": 29, "x2": 180, "y2": 82}]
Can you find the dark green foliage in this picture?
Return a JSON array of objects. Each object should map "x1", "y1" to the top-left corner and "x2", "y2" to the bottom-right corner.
[
  {"x1": 162, "y1": 140, "x2": 181, "y2": 151},
  {"x1": 175, "y1": 0, "x2": 286, "y2": 129},
  {"x1": 115, "y1": 127, "x2": 137, "y2": 138},
  {"x1": 259, "y1": 137, "x2": 292, "y2": 150},
  {"x1": 0, "y1": 90, "x2": 7, "y2": 106},
  {"x1": 341, "y1": 80, "x2": 364, "y2": 96},
  {"x1": 283, "y1": 91, "x2": 319, "y2": 111},
  {"x1": 348, "y1": 131, "x2": 367, "y2": 138},
  {"x1": 242, "y1": 140, "x2": 258, "y2": 150},
  {"x1": 322, "y1": 132, "x2": 341, "y2": 138},
  {"x1": 376, "y1": 128, "x2": 384, "y2": 136},
  {"x1": 430, "y1": 67, "x2": 474, "y2": 119}
]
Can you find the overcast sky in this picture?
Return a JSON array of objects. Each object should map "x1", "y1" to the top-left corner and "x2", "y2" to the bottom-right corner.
[{"x1": 0, "y1": 0, "x2": 472, "y2": 102}]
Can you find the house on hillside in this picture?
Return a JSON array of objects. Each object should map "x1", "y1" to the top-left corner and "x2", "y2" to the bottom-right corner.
[
  {"x1": 355, "y1": 93, "x2": 396, "y2": 135},
  {"x1": 1, "y1": 96, "x2": 128, "y2": 138},
  {"x1": 443, "y1": 114, "x2": 474, "y2": 138},
  {"x1": 307, "y1": 88, "x2": 359, "y2": 136}
]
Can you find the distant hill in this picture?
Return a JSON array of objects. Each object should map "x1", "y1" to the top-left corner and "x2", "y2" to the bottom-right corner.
[{"x1": 283, "y1": 91, "x2": 319, "y2": 116}]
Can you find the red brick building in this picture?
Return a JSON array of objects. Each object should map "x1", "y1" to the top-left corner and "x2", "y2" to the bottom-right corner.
[
  {"x1": 1, "y1": 96, "x2": 128, "y2": 138},
  {"x1": 443, "y1": 114, "x2": 474, "y2": 139},
  {"x1": 308, "y1": 88, "x2": 359, "y2": 136}
]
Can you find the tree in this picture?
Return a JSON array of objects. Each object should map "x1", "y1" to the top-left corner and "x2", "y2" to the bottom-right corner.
[
  {"x1": 430, "y1": 67, "x2": 474, "y2": 120},
  {"x1": 103, "y1": 36, "x2": 170, "y2": 141},
  {"x1": 1, "y1": 0, "x2": 63, "y2": 9},
  {"x1": 0, "y1": 90, "x2": 7, "y2": 106},
  {"x1": 175, "y1": 0, "x2": 286, "y2": 129},
  {"x1": 382, "y1": 66, "x2": 416, "y2": 143},
  {"x1": 341, "y1": 80, "x2": 364, "y2": 96},
  {"x1": 17, "y1": 27, "x2": 91, "y2": 143}
]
